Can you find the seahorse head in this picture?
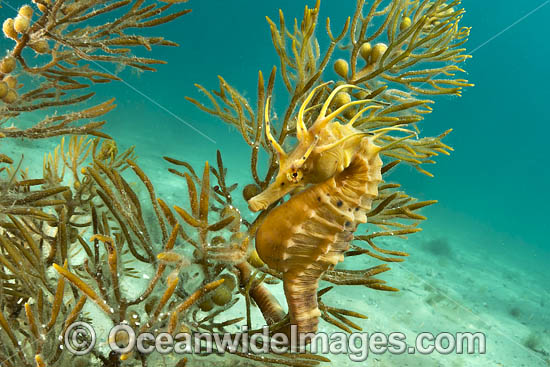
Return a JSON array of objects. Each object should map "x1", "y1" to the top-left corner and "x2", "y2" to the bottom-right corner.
[{"x1": 248, "y1": 84, "x2": 379, "y2": 212}]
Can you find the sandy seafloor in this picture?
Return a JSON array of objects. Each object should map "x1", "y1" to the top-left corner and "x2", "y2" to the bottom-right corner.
[{"x1": 3, "y1": 127, "x2": 549, "y2": 367}]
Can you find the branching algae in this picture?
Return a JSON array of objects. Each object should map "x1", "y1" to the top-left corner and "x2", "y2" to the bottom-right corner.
[{"x1": 0, "y1": 0, "x2": 472, "y2": 366}]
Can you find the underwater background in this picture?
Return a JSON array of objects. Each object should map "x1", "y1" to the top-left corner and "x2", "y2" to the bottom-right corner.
[{"x1": 1, "y1": 0, "x2": 549, "y2": 366}]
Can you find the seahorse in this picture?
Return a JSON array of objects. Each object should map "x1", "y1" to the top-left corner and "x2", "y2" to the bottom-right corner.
[{"x1": 248, "y1": 84, "x2": 392, "y2": 338}]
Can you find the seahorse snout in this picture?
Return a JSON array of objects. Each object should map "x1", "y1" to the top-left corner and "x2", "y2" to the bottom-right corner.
[
  {"x1": 248, "y1": 177, "x2": 297, "y2": 212},
  {"x1": 248, "y1": 196, "x2": 268, "y2": 212}
]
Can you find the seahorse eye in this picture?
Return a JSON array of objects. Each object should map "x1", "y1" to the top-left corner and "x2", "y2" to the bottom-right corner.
[{"x1": 286, "y1": 169, "x2": 303, "y2": 183}]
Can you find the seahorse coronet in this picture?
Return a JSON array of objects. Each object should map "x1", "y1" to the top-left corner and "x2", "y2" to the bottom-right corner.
[{"x1": 249, "y1": 84, "x2": 384, "y2": 337}]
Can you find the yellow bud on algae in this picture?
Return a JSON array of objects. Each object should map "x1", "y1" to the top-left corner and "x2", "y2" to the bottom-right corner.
[
  {"x1": 212, "y1": 285, "x2": 232, "y2": 306},
  {"x1": 343, "y1": 106, "x2": 357, "y2": 120},
  {"x1": 2, "y1": 89, "x2": 17, "y2": 104},
  {"x1": 370, "y1": 43, "x2": 388, "y2": 64},
  {"x1": 18, "y1": 5, "x2": 34, "y2": 19},
  {"x1": 332, "y1": 92, "x2": 351, "y2": 108},
  {"x1": 1, "y1": 56, "x2": 16, "y2": 74},
  {"x1": 220, "y1": 273, "x2": 237, "y2": 290},
  {"x1": 333, "y1": 59, "x2": 349, "y2": 79},
  {"x1": 359, "y1": 42, "x2": 372, "y2": 61},
  {"x1": 3, "y1": 19, "x2": 17, "y2": 40},
  {"x1": 198, "y1": 299, "x2": 214, "y2": 312},
  {"x1": 242, "y1": 183, "x2": 261, "y2": 201},
  {"x1": 14, "y1": 15, "x2": 31, "y2": 33},
  {"x1": 33, "y1": 0, "x2": 50, "y2": 13},
  {"x1": 0, "y1": 82, "x2": 7, "y2": 99},
  {"x1": 3, "y1": 76, "x2": 17, "y2": 89},
  {"x1": 30, "y1": 39, "x2": 49, "y2": 54},
  {"x1": 400, "y1": 17, "x2": 412, "y2": 31}
]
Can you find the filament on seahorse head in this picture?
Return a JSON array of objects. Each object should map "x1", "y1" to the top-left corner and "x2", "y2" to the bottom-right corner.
[{"x1": 248, "y1": 84, "x2": 410, "y2": 340}]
